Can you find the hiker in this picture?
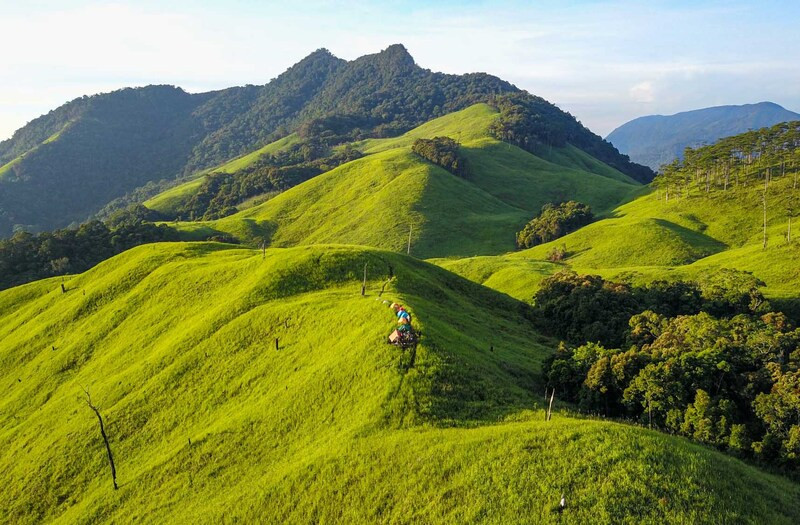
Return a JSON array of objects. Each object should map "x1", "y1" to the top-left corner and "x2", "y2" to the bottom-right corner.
[{"x1": 390, "y1": 302, "x2": 412, "y2": 333}]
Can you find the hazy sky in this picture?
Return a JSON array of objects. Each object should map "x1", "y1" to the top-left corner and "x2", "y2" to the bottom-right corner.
[{"x1": 1, "y1": 0, "x2": 799, "y2": 140}]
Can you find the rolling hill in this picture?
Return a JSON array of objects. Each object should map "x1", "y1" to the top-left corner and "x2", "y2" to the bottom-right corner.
[
  {"x1": 607, "y1": 102, "x2": 800, "y2": 170},
  {"x1": 0, "y1": 44, "x2": 648, "y2": 237},
  {"x1": 2, "y1": 242, "x2": 798, "y2": 523},
  {"x1": 162, "y1": 104, "x2": 642, "y2": 257}
]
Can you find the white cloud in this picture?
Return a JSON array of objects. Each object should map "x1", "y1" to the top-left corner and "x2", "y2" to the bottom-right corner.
[{"x1": 629, "y1": 81, "x2": 655, "y2": 103}]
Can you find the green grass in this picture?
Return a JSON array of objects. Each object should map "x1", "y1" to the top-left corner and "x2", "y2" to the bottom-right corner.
[
  {"x1": 179, "y1": 148, "x2": 531, "y2": 256},
  {"x1": 353, "y1": 103, "x2": 502, "y2": 154},
  {"x1": 432, "y1": 255, "x2": 562, "y2": 302},
  {"x1": 0, "y1": 154, "x2": 24, "y2": 179},
  {"x1": 169, "y1": 104, "x2": 640, "y2": 257},
  {"x1": 539, "y1": 143, "x2": 639, "y2": 185},
  {"x1": 214, "y1": 133, "x2": 300, "y2": 174},
  {"x1": 143, "y1": 177, "x2": 206, "y2": 215},
  {"x1": 1, "y1": 242, "x2": 798, "y2": 523}
]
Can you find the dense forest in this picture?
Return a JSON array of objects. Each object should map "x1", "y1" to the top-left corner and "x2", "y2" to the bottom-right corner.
[
  {"x1": 534, "y1": 270, "x2": 800, "y2": 474},
  {"x1": 0, "y1": 44, "x2": 650, "y2": 236}
]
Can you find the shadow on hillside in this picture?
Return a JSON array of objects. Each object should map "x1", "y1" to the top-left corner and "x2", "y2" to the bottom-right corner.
[{"x1": 652, "y1": 218, "x2": 728, "y2": 255}]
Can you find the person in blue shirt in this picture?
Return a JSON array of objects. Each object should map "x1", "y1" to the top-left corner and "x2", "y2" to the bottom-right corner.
[{"x1": 390, "y1": 302, "x2": 412, "y2": 333}]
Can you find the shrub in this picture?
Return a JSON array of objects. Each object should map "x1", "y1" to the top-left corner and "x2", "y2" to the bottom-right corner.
[{"x1": 546, "y1": 244, "x2": 567, "y2": 262}]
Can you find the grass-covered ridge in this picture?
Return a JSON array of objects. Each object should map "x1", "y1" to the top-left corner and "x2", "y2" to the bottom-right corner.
[
  {"x1": 1, "y1": 241, "x2": 798, "y2": 523},
  {"x1": 164, "y1": 104, "x2": 641, "y2": 257}
]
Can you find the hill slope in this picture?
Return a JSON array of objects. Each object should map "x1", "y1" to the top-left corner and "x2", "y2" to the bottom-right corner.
[
  {"x1": 1, "y1": 242, "x2": 798, "y2": 523},
  {"x1": 607, "y1": 102, "x2": 800, "y2": 170},
  {"x1": 166, "y1": 104, "x2": 641, "y2": 257}
]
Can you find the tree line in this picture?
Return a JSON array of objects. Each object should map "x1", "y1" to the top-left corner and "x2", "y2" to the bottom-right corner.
[
  {"x1": 654, "y1": 121, "x2": 800, "y2": 199},
  {"x1": 0, "y1": 206, "x2": 177, "y2": 290},
  {"x1": 532, "y1": 270, "x2": 800, "y2": 474},
  {"x1": 653, "y1": 121, "x2": 800, "y2": 246}
]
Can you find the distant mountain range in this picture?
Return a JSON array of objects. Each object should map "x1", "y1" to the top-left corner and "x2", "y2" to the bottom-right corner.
[
  {"x1": 606, "y1": 102, "x2": 800, "y2": 170},
  {"x1": 0, "y1": 44, "x2": 648, "y2": 236}
]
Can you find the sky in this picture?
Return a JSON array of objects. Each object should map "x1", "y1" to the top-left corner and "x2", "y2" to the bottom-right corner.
[{"x1": 1, "y1": 0, "x2": 799, "y2": 140}]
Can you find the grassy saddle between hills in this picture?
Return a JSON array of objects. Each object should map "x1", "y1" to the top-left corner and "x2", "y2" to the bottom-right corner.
[{"x1": 1, "y1": 242, "x2": 799, "y2": 523}]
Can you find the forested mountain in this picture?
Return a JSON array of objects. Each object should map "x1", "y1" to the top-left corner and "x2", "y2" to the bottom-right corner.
[
  {"x1": 0, "y1": 44, "x2": 649, "y2": 236},
  {"x1": 607, "y1": 102, "x2": 800, "y2": 171}
]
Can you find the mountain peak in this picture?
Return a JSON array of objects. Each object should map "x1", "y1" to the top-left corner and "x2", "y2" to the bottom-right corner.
[
  {"x1": 296, "y1": 47, "x2": 339, "y2": 65},
  {"x1": 377, "y1": 43, "x2": 416, "y2": 67}
]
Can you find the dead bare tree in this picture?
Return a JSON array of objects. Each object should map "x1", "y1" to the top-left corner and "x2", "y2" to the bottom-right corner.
[
  {"x1": 82, "y1": 386, "x2": 118, "y2": 490},
  {"x1": 762, "y1": 180, "x2": 768, "y2": 250},
  {"x1": 544, "y1": 388, "x2": 555, "y2": 421},
  {"x1": 361, "y1": 263, "x2": 368, "y2": 296},
  {"x1": 378, "y1": 276, "x2": 395, "y2": 297}
]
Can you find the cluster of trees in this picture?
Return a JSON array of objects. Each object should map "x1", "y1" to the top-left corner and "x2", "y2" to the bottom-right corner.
[
  {"x1": 516, "y1": 201, "x2": 593, "y2": 249},
  {"x1": 652, "y1": 121, "x2": 800, "y2": 247},
  {"x1": 487, "y1": 93, "x2": 654, "y2": 183},
  {"x1": 653, "y1": 121, "x2": 800, "y2": 199},
  {"x1": 411, "y1": 137, "x2": 466, "y2": 177},
  {"x1": 176, "y1": 142, "x2": 363, "y2": 220},
  {"x1": 0, "y1": 206, "x2": 177, "y2": 290},
  {"x1": 534, "y1": 270, "x2": 800, "y2": 472}
]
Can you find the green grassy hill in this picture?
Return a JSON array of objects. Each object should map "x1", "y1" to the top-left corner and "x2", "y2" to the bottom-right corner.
[
  {"x1": 2, "y1": 242, "x2": 798, "y2": 523},
  {"x1": 163, "y1": 104, "x2": 641, "y2": 257},
  {"x1": 144, "y1": 134, "x2": 302, "y2": 216},
  {"x1": 436, "y1": 175, "x2": 800, "y2": 306}
]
